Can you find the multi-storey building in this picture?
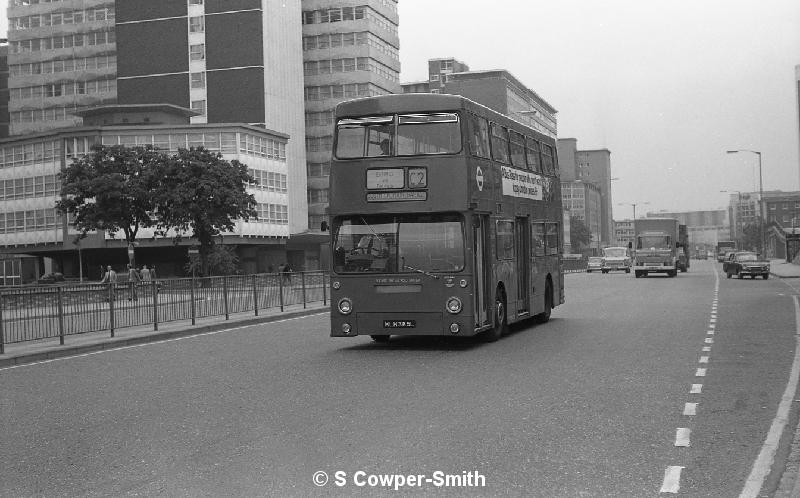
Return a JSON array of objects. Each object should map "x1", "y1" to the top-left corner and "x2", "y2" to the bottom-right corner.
[
  {"x1": 613, "y1": 219, "x2": 635, "y2": 248},
  {"x1": 0, "y1": 104, "x2": 291, "y2": 280},
  {"x1": 557, "y1": 138, "x2": 613, "y2": 248},
  {"x1": 0, "y1": 42, "x2": 9, "y2": 138},
  {"x1": 7, "y1": 0, "x2": 117, "y2": 136},
  {"x1": 301, "y1": 0, "x2": 401, "y2": 230},
  {"x1": 561, "y1": 180, "x2": 601, "y2": 253}
]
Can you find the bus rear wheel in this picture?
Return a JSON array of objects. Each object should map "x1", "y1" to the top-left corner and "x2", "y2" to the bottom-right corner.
[
  {"x1": 534, "y1": 281, "x2": 553, "y2": 324},
  {"x1": 481, "y1": 290, "x2": 507, "y2": 342}
]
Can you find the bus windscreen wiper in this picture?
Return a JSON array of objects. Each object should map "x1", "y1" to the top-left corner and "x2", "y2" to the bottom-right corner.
[{"x1": 402, "y1": 261, "x2": 439, "y2": 279}]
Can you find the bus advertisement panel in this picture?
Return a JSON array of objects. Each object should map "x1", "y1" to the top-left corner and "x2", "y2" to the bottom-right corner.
[{"x1": 329, "y1": 94, "x2": 564, "y2": 342}]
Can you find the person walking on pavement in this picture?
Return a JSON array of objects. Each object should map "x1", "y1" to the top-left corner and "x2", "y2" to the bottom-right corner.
[
  {"x1": 127, "y1": 264, "x2": 141, "y2": 301},
  {"x1": 140, "y1": 265, "x2": 152, "y2": 282},
  {"x1": 100, "y1": 265, "x2": 117, "y2": 301}
]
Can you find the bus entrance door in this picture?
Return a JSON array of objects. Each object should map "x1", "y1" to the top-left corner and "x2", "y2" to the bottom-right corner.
[
  {"x1": 515, "y1": 217, "x2": 530, "y2": 315},
  {"x1": 473, "y1": 215, "x2": 490, "y2": 329}
]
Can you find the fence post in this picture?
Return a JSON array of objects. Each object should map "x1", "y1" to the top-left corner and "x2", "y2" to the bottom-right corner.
[
  {"x1": 57, "y1": 287, "x2": 65, "y2": 346},
  {"x1": 323, "y1": 272, "x2": 327, "y2": 306},
  {"x1": 301, "y1": 272, "x2": 307, "y2": 309},
  {"x1": 108, "y1": 283, "x2": 115, "y2": 338},
  {"x1": 190, "y1": 277, "x2": 196, "y2": 326},
  {"x1": 0, "y1": 294, "x2": 5, "y2": 355},
  {"x1": 152, "y1": 280, "x2": 159, "y2": 331},
  {"x1": 252, "y1": 275, "x2": 258, "y2": 316},
  {"x1": 278, "y1": 273, "x2": 284, "y2": 312},
  {"x1": 223, "y1": 276, "x2": 229, "y2": 320}
]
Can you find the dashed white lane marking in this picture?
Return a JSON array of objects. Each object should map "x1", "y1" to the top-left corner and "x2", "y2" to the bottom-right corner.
[
  {"x1": 696, "y1": 368, "x2": 706, "y2": 377},
  {"x1": 684, "y1": 403, "x2": 697, "y2": 416},
  {"x1": 675, "y1": 428, "x2": 691, "y2": 447},
  {"x1": 660, "y1": 466, "x2": 685, "y2": 494},
  {"x1": 705, "y1": 337, "x2": 714, "y2": 343},
  {"x1": 710, "y1": 318, "x2": 717, "y2": 323},
  {"x1": 740, "y1": 295, "x2": 800, "y2": 498},
  {"x1": 707, "y1": 330, "x2": 715, "y2": 335},
  {"x1": 709, "y1": 323, "x2": 716, "y2": 329},
  {"x1": 690, "y1": 384, "x2": 703, "y2": 394},
  {"x1": 699, "y1": 356, "x2": 709, "y2": 363},
  {"x1": 702, "y1": 346, "x2": 711, "y2": 352}
]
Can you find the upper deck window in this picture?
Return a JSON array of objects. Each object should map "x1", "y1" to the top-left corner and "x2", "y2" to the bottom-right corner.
[{"x1": 334, "y1": 113, "x2": 461, "y2": 159}]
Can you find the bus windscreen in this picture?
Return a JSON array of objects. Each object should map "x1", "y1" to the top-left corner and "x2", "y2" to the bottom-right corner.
[
  {"x1": 334, "y1": 113, "x2": 461, "y2": 159},
  {"x1": 333, "y1": 213, "x2": 464, "y2": 274}
]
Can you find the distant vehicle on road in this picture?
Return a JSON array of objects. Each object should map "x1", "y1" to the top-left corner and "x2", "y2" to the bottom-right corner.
[
  {"x1": 717, "y1": 241, "x2": 736, "y2": 262},
  {"x1": 587, "y1": 257, "x2": 603, "y2": 273},
  {"x1": 633, "y1": 218, "x2": 681, "y2": 278},
  {"x1": 601, "y1": 247, "x2": 631, "y2": 273},
  {"x1": 722, "y1": 252, "x2": 770, "y2": 279},
  {"x1": 36, "y1": 272, "x2": 65, "y2": 285}
]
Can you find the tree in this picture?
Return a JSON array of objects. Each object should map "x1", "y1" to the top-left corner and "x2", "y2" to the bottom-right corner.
[
  {"x1": 742, "y1": 221, "x2": 762, "y2": 252},
  {"x1": 56, "y1": 144, "x2": 165, "y2": 249},
  {"x1": 570, "y1": 215, "x2": 593, "y2": 253},
  {"x1": 154, "y1": 147, "x2": 257, "y2": 274}
]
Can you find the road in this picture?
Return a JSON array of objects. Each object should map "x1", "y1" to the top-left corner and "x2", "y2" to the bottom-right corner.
[{"x1": 1, "y1": 259, "x2": 799, "y2": 497}]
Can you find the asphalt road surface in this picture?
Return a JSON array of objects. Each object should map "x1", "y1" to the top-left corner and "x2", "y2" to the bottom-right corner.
[{"x1": 1, "y1": 259, "x2": 799, "y2": 497}]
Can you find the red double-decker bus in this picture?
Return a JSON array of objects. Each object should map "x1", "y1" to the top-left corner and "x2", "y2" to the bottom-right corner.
[{"x1": 329, "y1": 93, "x2": 564, "y2": 342}]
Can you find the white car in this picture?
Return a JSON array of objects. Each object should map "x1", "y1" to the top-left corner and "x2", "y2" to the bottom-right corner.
[{"x1": 587, "y1": 257, "x2": 603, "y2": 273}]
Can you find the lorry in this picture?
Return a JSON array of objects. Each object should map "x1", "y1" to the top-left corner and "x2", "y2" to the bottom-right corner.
[
  {"x1": 716, "y1": 240, "x2": 736, "y2": 262},
  {"x1": 676, "y1": 224, "x2": 690, "y2": 272},
  {"x1": 632, "y1": 218, "x2": 681, "y2": 278}
]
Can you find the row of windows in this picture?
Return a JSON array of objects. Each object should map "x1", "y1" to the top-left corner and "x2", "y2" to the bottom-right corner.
[
  {"x1": 302, "y1": 6, "x2": 367, "y2": 24},
  {"x1": 12, "y1": 0, "x2": 67, "y2": 5},
  {"x1": 9, "y1": 29, "x2": 115, "y2": 53},
  {"x1": 10, "y1": 54, "x2": 116, "y2": 77},
  {"x1": 0, "y1": 175, "x2": 60, "y2": 200},
  {"x1": 308, "y1": 189, "x2": 329, "y2": 204},
  {"x1": 0, "y1": 209, "x2": 60, "y2": 234},
  {"x1": 248, "y1": 169, "x2": 288, "y2": 193},
  {"x1": 496, "y1": 221, "x2": 559, "y2": 259},
  {"x1": 302, "y1": 31, "x2": 399, "y2": 61},
  {"x1": 253, "y1": 203, "x2": 288, "y2": 225},
  {"x1": 304, "y1": 83, "x2": 378, "y2": 101},
  {"x1": 10, "y1": 104, "x2": 86, "y2": 125},
  {"x1": 10, "y1": 6, "x2": 114, "y2": 30},
  {"x1": 240, "y1": 134, "x2": 287, "y2": 160},
  {"x1": 11, "y1": 78, "x2": 116, "y2": 101},
  {"x1": 304, "y1": 57, "x2": 398, "y2": 82},
  {"x1": 0, "y1": 140, "x2": 61, "y2": 168},
  {"x1": 305, "y1": 111, "x2": 334, "y2": 128},
  {"x1": 768, "y1": 202, "x2": 800, "y2": 210},
  {"x1": 306, "y1": 136, "x2": 333, "y2": 152},
  {"x1": 466, "y1": 113, "x2": 558, "y2": 176},
  {"x1": 307, "y1": 162, "x2": 330, "y2": 178}
]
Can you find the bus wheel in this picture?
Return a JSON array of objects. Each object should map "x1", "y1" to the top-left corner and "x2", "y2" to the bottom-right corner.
[
  {"x1": 370, "y1": 335, "x2": 390, "y2": 343},
  {"x1": 535, "y1": 281, "x2": 553, "y2": 324},
  {"x1": 482, "y1": 290, "x2": 507, "y2": 342}
]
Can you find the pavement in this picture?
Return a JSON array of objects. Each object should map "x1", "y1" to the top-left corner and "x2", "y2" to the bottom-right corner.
[
  {"x1": 0, "y1": 301, "x2": 329, "y2": 369},
  {"x1": 769, "y1": 258, "x2": 800, "y2": 279}
]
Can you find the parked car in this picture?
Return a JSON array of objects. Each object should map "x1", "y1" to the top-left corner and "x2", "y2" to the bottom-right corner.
[
  {"x1": 722, "y1": 252, "x2": 770, "y2": 279},
  {"x1": 36, "y1": 272, "x2": 65, "y2": 284},
  {"x1": 587, "y1": 257, "x2": 603, "y2": 273}
]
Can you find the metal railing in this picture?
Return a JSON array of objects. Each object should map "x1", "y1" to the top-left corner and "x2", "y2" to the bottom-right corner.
[{"x1": 0, "y1": 271, "x2": 329, "y2": 353}]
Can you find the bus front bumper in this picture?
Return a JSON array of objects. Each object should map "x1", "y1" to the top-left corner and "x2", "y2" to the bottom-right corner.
[{"x1": 331, "y1": 311, "x2": 471, "y2": 337}]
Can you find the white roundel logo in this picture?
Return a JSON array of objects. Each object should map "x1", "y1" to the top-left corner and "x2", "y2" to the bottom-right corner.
[{"x1": 476, "y1": 167, "x2": 484, "y2": 191}]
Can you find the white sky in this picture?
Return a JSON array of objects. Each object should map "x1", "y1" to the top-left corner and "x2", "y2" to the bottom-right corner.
[
  {"x1": 399, "y1": 0, "x2": 800, "y2": 219},
  {"x1": 1, "y1": 1, "x2": 798, "y2": 218}
]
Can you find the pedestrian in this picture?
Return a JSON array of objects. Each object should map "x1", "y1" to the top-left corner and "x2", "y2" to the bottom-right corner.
[
  {"x1": 140, "y1": 265, "x2": 152, "y2": 282},
  {"x1": 283, "y1": 262, "x2": 292, "y2": 284},
  {"x1": 150, "y1": 265, "x2": 157, "y2": 280},
  {"x1": 127, "y1": 264, "x2": 141, "y2": 301},
  {"x1": 99, "y1": 265, "x2": 106, "y2": 282},
  {"x1": 100, "y1": 265, "x2": 117, "y2": 301}
]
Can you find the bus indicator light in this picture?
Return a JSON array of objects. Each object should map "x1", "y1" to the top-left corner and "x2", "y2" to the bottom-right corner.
[
  {"x1": 332, "y1": 281, "x2": 341, "y2": 290},
  {"x1": 459, "y1": 279, "x2": 468, "y2": 288},
  {"x1": 338, "y1": 298, "x2": 353, "y2": 315},
  {"x1": 446, "y1": 297, "x2": 462, "y2": 314},
  {"x1": 341, "y1": 323, "x2": 352, "y2": 335},
  {"x1": 449, "y1": 323, "x2": 460, "y2": 334}
]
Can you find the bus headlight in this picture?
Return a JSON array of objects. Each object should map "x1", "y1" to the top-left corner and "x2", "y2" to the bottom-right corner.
[
  {"x1": 446, "y1": 297, "x2": 462, "y2": 314},
  {"x1": 338, "y1": 298, "x2": 353, "y2": 315}
]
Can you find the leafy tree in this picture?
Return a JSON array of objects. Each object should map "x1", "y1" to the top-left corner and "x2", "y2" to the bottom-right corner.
[
  {"x1": 184, "y1": 245, "x2": 240, "y2": 276},
  {"x1": 154, "y1": 147, "x2": 257, "y2": 274},
  {"x1": 570, "y1": 215, "x2": 593, "y2": 252},
  {"x1": 742, "y1": 221, "x2": 762, "y2": 253},
  {"x1": 56, "y1": 145, "x2": 165, "y2": 248}
]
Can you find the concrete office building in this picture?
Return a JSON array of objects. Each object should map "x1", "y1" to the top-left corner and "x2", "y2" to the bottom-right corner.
[
  {"x1": 613, "y1": 219, "x2": 635, "y2": 248},
  {"x1": 561, "y1": 180, "x2": 602, "y2": 254},
  {"x1": 0, "y1": 104, "x2": 291, "y2": 281},
  {"x1": 0, "y1": 42, "x2": 9, "y2": 138},
  {"x1": 301, "y1": 0, "x2": 401, "y2": 231},
  {"x1": 557, "y1": 138, "x2": 613, "y2": 248},
  {"x1": 6, "y1": 0, "x2": 117, "y2": 136}
]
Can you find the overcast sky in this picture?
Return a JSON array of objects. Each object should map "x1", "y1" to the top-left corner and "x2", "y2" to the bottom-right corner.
[
  {"x1": 399, "y1": 0, "x2": 800, "y2": 219},
  {"x1": 1, "y1": 1, "x2": 798, "y2": 218}
]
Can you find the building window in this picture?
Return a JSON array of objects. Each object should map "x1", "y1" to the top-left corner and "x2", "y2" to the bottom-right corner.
[
  {"x1": 191, "y1": 99, "x2": 206, "y2": 116},
  {"x1": 189, "y1": 16, "x2": 204, "y2": 33},
  {"x1": 189, "y1": 0, "x2": 203, "y2": 4},
  {"x1": 190, "y1": 43, "x2": 205, "y2": 60},
  {"x1": 190, "y1": 72, "x2": 205, "y2": 88}
]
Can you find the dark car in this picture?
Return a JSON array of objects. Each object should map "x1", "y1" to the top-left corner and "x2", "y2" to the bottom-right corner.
[
  {"x1": 36, "y1": 272, "x2": 65, "y2": 284},
  {"x1": 722, "y1": 252, "x2": 770, "y2": 279}
]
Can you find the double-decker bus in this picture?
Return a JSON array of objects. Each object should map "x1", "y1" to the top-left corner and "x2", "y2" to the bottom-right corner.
[{"x1": 328, "y1": 93, "x2": 564, "y2": 342}]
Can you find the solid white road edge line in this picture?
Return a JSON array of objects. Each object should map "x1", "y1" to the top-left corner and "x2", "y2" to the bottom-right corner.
[{"x1": 739, "y1": 295, "x2": 800, "y2": 498}]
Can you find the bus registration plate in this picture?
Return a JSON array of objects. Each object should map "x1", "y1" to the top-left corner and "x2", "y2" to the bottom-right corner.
[{"x1": 383, "y1": 320, "x2": 416, "y2": 328}]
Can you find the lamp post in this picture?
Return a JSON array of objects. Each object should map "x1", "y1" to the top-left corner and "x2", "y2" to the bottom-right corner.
[
  {"x1": 720, "y1": 190, "x2": 743, "y2": 249},
  {"x1": 727, "y1": 150, "x2": 764, "y2": 256},
  {"x1": 618, "y1": 202, "x2": 649, "y2": 247}
]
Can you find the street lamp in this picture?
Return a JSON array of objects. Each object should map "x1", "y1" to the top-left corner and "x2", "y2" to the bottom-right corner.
[
  {"x1": 720, "y1": 190, "x2": 743, "y2": 249},
  {"x1": 618, "y1": 202, "x2": 649, "y2": 248},
  {"x1": 726, "y1": 150, "x2": 764, "y2": 256}
]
